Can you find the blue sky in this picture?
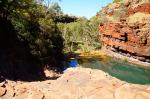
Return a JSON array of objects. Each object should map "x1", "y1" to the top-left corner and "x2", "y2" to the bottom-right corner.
[{"x1": 58, "y1": 0, "x2": 112, "y2": 19}]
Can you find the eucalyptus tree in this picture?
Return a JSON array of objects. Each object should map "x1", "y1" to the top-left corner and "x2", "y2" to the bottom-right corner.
[{"x1": 0, "y1": 0, "x2": 64, "y2": 63}]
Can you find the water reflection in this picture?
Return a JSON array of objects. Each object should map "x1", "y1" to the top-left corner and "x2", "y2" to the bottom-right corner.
[{"x1": 77, "y1": 57, "x2": 150, "y2": 84}]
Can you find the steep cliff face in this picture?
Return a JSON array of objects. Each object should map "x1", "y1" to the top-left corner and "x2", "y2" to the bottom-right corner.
[{"x1": 98, "y1": 1, "x2": 150, "y2": 62}]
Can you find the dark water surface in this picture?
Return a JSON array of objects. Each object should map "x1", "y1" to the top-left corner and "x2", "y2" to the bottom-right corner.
[{"x1": 69, "y1": 57, "x2": 150, "y2": 84}]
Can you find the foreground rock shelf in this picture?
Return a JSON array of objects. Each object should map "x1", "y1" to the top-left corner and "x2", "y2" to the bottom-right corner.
[{"x1": 1, "y1": 67, "x2": 150, "y2": 99}]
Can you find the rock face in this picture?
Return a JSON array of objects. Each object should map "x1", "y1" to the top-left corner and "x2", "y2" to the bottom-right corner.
[
  {"x1": 1, "y1": 67, "x2": 150, "y2": 99},
  {"x1": 99, "y1": 2, "x2": 150, "y2": 62},
  {"x1": 128, "y1": 3, "x2": 150, "y2": 15}
]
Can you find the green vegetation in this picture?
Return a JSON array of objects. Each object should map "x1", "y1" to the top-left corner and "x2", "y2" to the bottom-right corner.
[
  {"x1": 98, "y1": 13, "x2": 108, "y2": 24},
  {"x1": 0, "y1": 0, "x2": 65, "y2": 80},
  {"x1": 113, "y1": 0, "x2": 150, "y2": 4},
  {"x1": 58, "y1": 16, "x2": 101, "y2": 53},
  {"x1": 113, "y1": 0, "x2": 123, "y2": 3},
  {"x1": 113, "y1": 3, "x2": 127, "y2": 21},
  {"x1": 127, "y1": 12, "x2": 150, "y2": 23},
  {"x1": 0, "y1": 0, "x2": 101, "y2": 80},
  {"x1": 123, "y1": 58, "x2": 128, "y2": 62},
  {"x1": 96, "y1": 1, "x2": 128, "y2": 22}
]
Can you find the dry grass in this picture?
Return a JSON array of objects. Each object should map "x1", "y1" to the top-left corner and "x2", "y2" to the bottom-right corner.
[
  {"x1": 132, "y1": 0, "x2": 150, "y2": 8},
  {"x1": 127, "y1": 12, "x2": 150, "y2": 23},
  {"x1": 106, "y1": 16, "x2": 117, "y2": 22},
  {"x1": 76, "y1": 50, "x2": 108, "y2": 60}
]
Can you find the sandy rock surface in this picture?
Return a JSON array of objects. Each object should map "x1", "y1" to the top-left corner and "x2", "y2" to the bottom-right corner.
[{"x1": 0, "y1": 67, "x2": 150, "y2": 99}]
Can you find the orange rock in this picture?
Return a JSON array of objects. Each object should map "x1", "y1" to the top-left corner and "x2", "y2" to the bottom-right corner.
[
  {"x1": 0, "y1": 87, "x2": 6, "y2": 97},
  {"x1": 99, "y1": 22, "x2": 150, "y2": 61},
  {"x1": 128, "y1": 3, "x2": 150, "y2": 16}
]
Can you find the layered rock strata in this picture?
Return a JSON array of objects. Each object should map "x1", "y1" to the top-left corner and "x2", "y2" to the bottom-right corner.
[{"x1": 99, "y1": 2, "x2": 150, "y2": 62}]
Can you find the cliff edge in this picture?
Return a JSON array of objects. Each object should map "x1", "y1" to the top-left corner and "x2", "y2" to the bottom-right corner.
[{"x1": 98, "y1": 0, "x2": 150, "y2": 62}]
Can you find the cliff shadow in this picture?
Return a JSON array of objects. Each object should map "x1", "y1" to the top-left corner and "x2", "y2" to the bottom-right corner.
[{"x1": 0, "y1": 17, "x2": 65, "y2": 82}]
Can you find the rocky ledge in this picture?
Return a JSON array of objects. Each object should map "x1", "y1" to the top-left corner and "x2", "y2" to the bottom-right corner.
[
  {"x1": 99, "y1": 22, "x2": 150, "y2": 62},
  {"x1": 0, "y1": 67, "x2": 150, "y2": 99},
  {"x1": 99, "y1": 2, "x2": 150, "y2": 63}
]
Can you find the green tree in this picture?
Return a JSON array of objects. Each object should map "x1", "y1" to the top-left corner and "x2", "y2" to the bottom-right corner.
[
  {"x1": 58, "y1": 16, "x2": 101, "y2": 52},
  {"x1": 0, "y1": 0, "x2": 65, "y2": 79}
]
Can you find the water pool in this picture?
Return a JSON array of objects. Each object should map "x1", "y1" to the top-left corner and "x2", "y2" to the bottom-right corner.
[{"x1": 68, "y1": 57, "x2": 150, "y2": 84}]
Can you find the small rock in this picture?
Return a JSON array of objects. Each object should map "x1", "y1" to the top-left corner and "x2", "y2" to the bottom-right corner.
[{"x1": 44, "y1": 69, "x2": 60, "y2": 78}]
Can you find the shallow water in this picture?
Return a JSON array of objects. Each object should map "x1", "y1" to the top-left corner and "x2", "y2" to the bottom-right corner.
[{"x1": 69, "y1": 57, "x2": 150, "y2": 84}]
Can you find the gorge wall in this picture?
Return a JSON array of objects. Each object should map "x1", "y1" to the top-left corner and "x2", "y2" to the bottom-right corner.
[{"x1": 98, "y1": 1, "x2": 150, "y2": 62}]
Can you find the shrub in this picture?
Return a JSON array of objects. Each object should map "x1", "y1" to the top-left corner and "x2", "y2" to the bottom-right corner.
[
  {"x1": 113, "y1": 0, "x2": 123, "y2": 3},
  {"x1": 113, "y1": 4, "x2": 127, "y2": 21},
  {"x1": 98, "y1": 14, "x2": 108, "y2": 24}
]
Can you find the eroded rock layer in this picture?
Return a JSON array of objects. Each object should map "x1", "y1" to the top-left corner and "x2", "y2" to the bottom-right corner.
[
  {"x1": 1, "y1": 67, "x2": 150, "y2": 99},
  {"x1": 128, "y1": 3, "x2": 150, "y2": 15},
  {"x1": 99, "y1": 2, "x2": 150, "y2": 62}
]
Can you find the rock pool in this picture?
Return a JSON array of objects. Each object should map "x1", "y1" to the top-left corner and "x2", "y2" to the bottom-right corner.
[{"x1": 68, "y1": 57, "x2": 150, "y2": 84}]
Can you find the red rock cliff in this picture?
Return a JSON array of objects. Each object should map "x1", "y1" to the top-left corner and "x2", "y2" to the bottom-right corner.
[{"x1": 99, "y1": 2, "x2": 150, "y2": 62}]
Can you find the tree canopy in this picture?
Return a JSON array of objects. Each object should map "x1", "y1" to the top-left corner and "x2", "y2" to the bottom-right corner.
[{"x1": 0, "y1": 0, "x2": 101, "y2": 80}]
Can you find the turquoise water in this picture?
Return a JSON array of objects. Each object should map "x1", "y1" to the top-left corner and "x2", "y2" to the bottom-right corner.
[{"x1": 76, "y1": 57, "x2": 150, "y2": 84}]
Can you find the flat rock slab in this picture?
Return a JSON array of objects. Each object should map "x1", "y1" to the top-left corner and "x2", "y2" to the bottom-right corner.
[{"x1": 1, "y1": 67, "x2": 150, "y2": 99}]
